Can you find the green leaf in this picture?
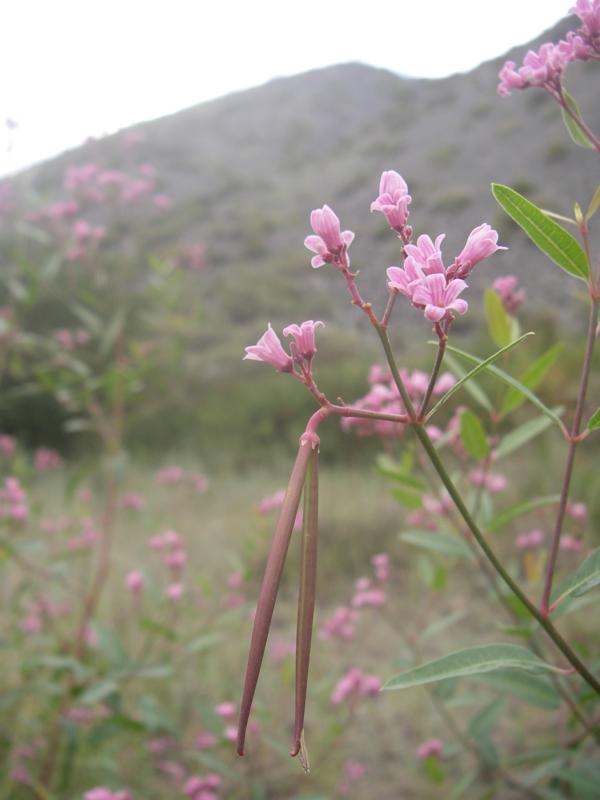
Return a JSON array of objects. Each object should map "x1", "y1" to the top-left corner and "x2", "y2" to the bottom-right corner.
[
  {"x1": 486, "y1": 495, "x2": 560, "y2": 533},
  {"x1": 420, "y1": 610, "x2": 466, "y2": 642},
  {"x1": 501, "y1": 343, "x2": 563, "y2": 415},
  {"x1": 441, "y1": 352, "x2": 493, "y2": 413},
  {"x1": 383, "y1": 644, "x2": 561, "y2": 690},
  {"x1": 472, "y1": 669, "x2": 561, "y2": 710},
  {"x1": 492, "y1": 183, "x2": 589, "y2": 280},
  {"x1": 445, "y1": 344, "x2": 567, "y2": 433},
  {"x1": 551, "y1": 547, "x2": 600, "y2": 609},
  {"x1": 587, "y1": 407, "x2": 600, "y2": 430},
  {"x1": 561, "y1": 88, "x2": 595, "y2": 149},
  {"x1": 400, "y1": 530, "x2": 473, "y2": 560},
  {"x1": 423, "y1": 755, "x2": 445, "y2": 783},
  {"x1": 186, "y1": 632, "x2": 224, "y2": 654},
  {"x1": 391, "y1": 487, "x2": 422, "y2": 509},
  {"x1": 467, "y1": 698, "x2": 502, "y2": 766},
  {"x1": 460, "y1": 409, "x2": 490, "y2": 460},
  {"x1": 494, "y1": 413, "x2": 558, "y2": 459},
  {"x1": 427, "y1": 333, "x2": 533, "y2": 421},
  {"x1": 586, "y1": 184, "x2": 600, "y2": 221},
  {"x1": 79, "y1": 679, "x2": 119, "y2": 705},
  {"x1": 484, "y1": 289, "x2": 512, "y2": 348},
  {"x1": 375, "y1": 454, "x2": 426, "y2": 491}
]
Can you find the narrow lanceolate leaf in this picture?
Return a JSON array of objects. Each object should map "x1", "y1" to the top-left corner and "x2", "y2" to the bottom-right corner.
[
  {"x1": 471, "y1": 669, "x2": 561, "y2": 710},
  {"x1": 484, "y1": 289, "x2": 512, "y2": 348},
  {"x1": 426, "y1": 333, "x2": 533, "y2": 421},
  {"x1": 586, "y1": 184, "x2": 600, "y2": 221},
  {"x1": 494, "y1": 413, "x2": 560, "y2": 460},
  {"x1": 292, "y1": 448, "x2": 319, "y2": 762},
  {"x1": 492, "y1": 183, "x2": 589, "y2": 280},
  {"x1": 383, "y1": 644, "x2": 561, "y2": 690},
  {"x1": 501, "y1": 343, "x2": 563, "y2": 415},
  {"x1": 237, "y1": 440, "x2": 313, "y2": 756},
  {"x1": 561, "y1": 88, "x2": 596, "y2": 150},
  {"x1": 486, "y1": 495, "x2": 561, "y2": 533},
  {"x1": 587, "y1": 407, "x2": 600, "y2": 430},
  {"x1": 445, "y1": 344, "x2": 567, "y2": 434},
  {"x1": 551, "y1": 547, "x2": 600, "y2": 610},
  {"x1": 460, "y1": 409, "x2": 490, "y2": 460},
  {"x1": 399, "y1": 530, "x2": 473, "y2": 560}
]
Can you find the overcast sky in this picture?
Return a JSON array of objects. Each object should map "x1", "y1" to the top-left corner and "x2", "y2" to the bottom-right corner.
[{"x1": 1, "y1": 0, "x2": 570, "y2": 176}]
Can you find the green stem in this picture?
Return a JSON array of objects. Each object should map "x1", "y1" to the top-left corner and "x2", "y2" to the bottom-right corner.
[{"x1": 374, "y1": 323, "x2": 600, "y2": 697}]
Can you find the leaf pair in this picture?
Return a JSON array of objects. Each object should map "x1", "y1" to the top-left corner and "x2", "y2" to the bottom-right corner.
[{"x1": 237, "y1": 439, "x2": 319, "y2": 766}]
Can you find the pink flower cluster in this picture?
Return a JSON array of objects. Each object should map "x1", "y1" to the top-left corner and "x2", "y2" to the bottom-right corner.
[
  {"x1": 516, "y1": 529, "x2": 545, "y2": 550},
  {"x1": 183, "y1": 773, "x2": 221, "y2": 800},
  {"x1": 416, "y1": 738, "x2": 444, "y2": 759},
  {"x1": 34, "y1": 447, "x2": 63, "y2": 471},
  {"x1": 84, "y1": 788, "x2": 132, "y2": 800},
  {"x1": 342, "y1": 365, "x2": 455, "y2": 438},
  {"x1": 468, "y1": 469, "x2": 508, "y2": 493},
  {"x1": 320, "y1": 606, "x2": 359, "y2": 641},
  {"x1": 331, "y1": 668, "x2": 381, "y2": 704},
  {"x1": 244, "y1": 320, "x2": 324, "y2": 380},
  {"x1": 0, "y1": 433, "x2": 16, "y2": 459},
  {"x1": 0, "y1": 477, "x2": 28, "y2": 521},
  {"x1": 148, "y1": 529, "x2": 187, "y2": 601},
  {"x1": 154, "y1": 466, "x2": 209, "y2": 492},
  {"x1": 498, "y1": 2, "x2": 600, "y2": 97},
  {"x1": 351, "y1": 576, "x2": 386, "y2": 608},
  {"x1": 257, "y1": 488, "x2": 303, "y2": 530},
  {"x1": 387, "y1": 223, "x2": 505, "y2": 323},
  {"x1": 53, "y1": 328, "x2": 90, "y2": 351},
  {"x1": 63, "y1": 162, "x2": 158, "y2": 206},
  {"x1": 493, "y1": 275, "x2": 525, "y2": 314}
]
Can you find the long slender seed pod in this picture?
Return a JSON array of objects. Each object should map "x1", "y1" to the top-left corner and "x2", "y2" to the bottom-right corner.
[
  {"x1": 291, "y1": 446, "x2": 319, "y2": 761},
  {"x1": 237, "y1": 439, "x2": 314, "y2": 756}
]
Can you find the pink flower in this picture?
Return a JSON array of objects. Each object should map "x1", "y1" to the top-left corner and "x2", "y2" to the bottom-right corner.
[
  {"x1": 214, "y1": 701, "x2": 236, "y2": 719},
  {"x1": 244, "y1": 324, "x2": 293, "y2": 372},
  {"x1": 121, "y1": 492, "x2": 145, "y2": 510},
  {"x1": 304, "y1": 205, "x2": 355, "y2": 268},
  {"x1": 196, "y1": 731, "x2": 217, "y2": 749},
  {"x1": 404, "y1": 234, "x2": 446, "y2": 275},
  {"x1": 34, "y1": 447, "x2": 63, "y2": 471},
  {"x1": 571, "y1": 0, "x2": 600, "y2": 38},
  {"x1": 451, "y1": 224, "x2": 506, "y2": 278},
  {"x1": 372, "y1": 553, "x2": 390, "y2": 582},
  {"x1": 0, "y1": 434, "x2": 16, "y2": 458},
  {"x1": 386, "y1": 260, "x2": 425, "y2": 299},
  {"x1": 370, "y1": 171, "x2": 412, "y2": 232},
  {"x1": 416, "y1": 738, "x2": 444, "y2": 759},
  {"x1": 468, "y1": 469, "x2": 507, "y2": 493},
  {"x1": 516, "y1": 529, "x2": 545, "y2": 550},
  {"x1": 269, "y1": 637, "x2": 296, "y2": 663},
  {"x1": 411, "y1": 274, "x2": 469, "y2": 322},
  {"x1": 125, "y1": 570, "x2": 144, "y2": 594},
  {"x1": 338, "y1": 759, "x2": 368, "y2": 794},
  {"x1": 163, "y1": 549, "x2": 187, "y2": 573},
  {"x1": 257, "y1": 489, "x2": 286, "y2": 513},
  {"x1": 493, "y1": 275, "x2": 525, "y2": 314},
  {"x1": 153, "y1": 193, "x2": 172, "y2": 209},
  {"x1": 567, "y1": 502, "x2": 588, "y2": 522},
  {"x1": 560, "y1": 535, "x2": 583, "y2": 552},
  {"x1": 283, "y1": 320, "x2": 324, "y2": 362},
  {"x1": 352, "y1": 588, "x2": 386, "y2": 608},
  {"x1": 331, "y1": 668, "x2": 381, "y2": 704},
  {"x1": 166, "y1": 583, "x2": 184, "y2": 601},
  {"x1": 155, "y1": 466, "x2": 185, "y2": 485},
  {"x1": 190, "y1": 472, "x2": 209, "y2": 492},
  {"x1": 320, "y1": 606, "x2": 359, "y2": 641}
]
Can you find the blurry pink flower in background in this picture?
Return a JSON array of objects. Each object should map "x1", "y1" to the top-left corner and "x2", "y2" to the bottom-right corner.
[
  {"x1": 331, "y1": 668, "x2": 381, "y2": 704},
  {"x1": 372, "y1": 553, "x2": 390, "y2": 582},
  {"x1": 196, "y1": 731, "x2": 218, "y2": 749},
  {"x1": 0, "y1": 476, "x2": 28, "y2": 521},
  {"x1": 166, "y1": 583, "x2": 184, "y2": 601},
  {"x1": 125, "y1": 570, "x2": 144, "y2": 595},
  {"x1": 84, "y1": 789, "x2": 132, "y2": 800},
  {"x1": 468, "y1": 469, "x2": 508, "y2": 493},
  {"x1": 516, "y1": 529, "x2": 546, "y2": 550},
  {"x1": 157, "y1": 760, "x2": 186, "y2": 782},
  {"x1": 190, "y1": 472, "x2": 209, "y2": 492},
  {"x1": 34, "y1": 447, "x2": 63, "y2": 471},
  {"x1": 567, "y1": 502, "x2": 588, "y2": 522},
  {"x1": 155, "y1": 466, "x2": 185, "y2": 485},
  {"x1": 244, "y1": 324, "x2": 294, "y2": 373},
  {"x1": 214, "y1": 702, "x2": 236, "y2": 719},
  {"x1": 320, "y1": 606, "x2": 359, "y2": 641},
  {"x1": 147, "y1": 737, "x2": 172, "y2": 754},
  {"x1": 416, "y1": 738, "x2": 444, "y2": 759},
  {"x1": 560, "y1": 535, "x2": 583, "y2": 552},
  {"x1": 153, "y1": 193, "x2": 172, "y2": 209},
  {"x1": 183, "y1": 773, "x2": 221, "y2": 799},
  {"x1": 493, "y1": 275, "x2": 525, "y2": 314},
  {"x1": 163, "y1": 549, "x2": 187, "y2": 574},
  {"x1": 19, "y1": 613, "x2": 43, "y2": 634},
  {"x1": 338, "y1": 759, "x2": 368, "y2": 795},
  {"x1": 269, "y1": 637, "x2": 296, "y2": 663},
  {"x1": 370, "y1": 170, "x2": 412, "y2": 233},
  {"x1": 257, "y1": 489, "x2": 286, "y2": 513},
  {"x1": 0, "y1": 434, "x2": 16, "y2": 458},
  {"x1": 121, "y1": 492, "x2": 146, "y2": 510},
  {"x1": 352, "y1": 587, "x2": 386, "y2": 608}
]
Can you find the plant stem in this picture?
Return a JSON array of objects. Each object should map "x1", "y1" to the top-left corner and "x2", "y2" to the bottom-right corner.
[
  {"x1": 559, "y1": 93, "x2": 600, "y2": 152},
  {"x1": 418, "y1": 323, "x2": 447, "y2": 419},
  {"x1": 540, "y1": 297, "x2": 599, "y2": 615},
  {"x1": 373, "y1": 323, "x2": 600, "y2": 696}
]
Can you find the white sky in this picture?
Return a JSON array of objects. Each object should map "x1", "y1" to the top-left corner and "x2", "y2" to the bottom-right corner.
[{"x1": 1, "y1": 0, "x2": 570, "y2": 176}]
